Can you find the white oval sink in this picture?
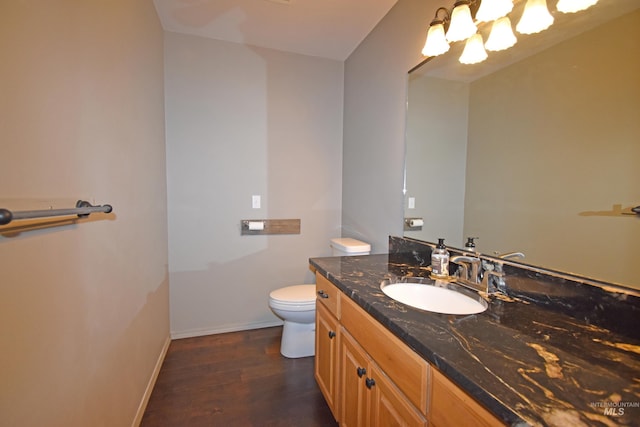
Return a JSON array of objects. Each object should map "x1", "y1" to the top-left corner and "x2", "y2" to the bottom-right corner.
[{"x1": 380, "y1": 281, "x2": 488, "y2": 315}]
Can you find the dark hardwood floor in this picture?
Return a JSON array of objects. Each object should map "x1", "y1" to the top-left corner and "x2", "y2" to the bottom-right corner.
[{"x1": 141, "y1": 326, "x2": 338, "y2": 427}]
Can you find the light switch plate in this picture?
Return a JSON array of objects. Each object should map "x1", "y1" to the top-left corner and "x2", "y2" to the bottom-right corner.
[{"x1": 252, "y1": 195, "x2": 261, "y2": 209}]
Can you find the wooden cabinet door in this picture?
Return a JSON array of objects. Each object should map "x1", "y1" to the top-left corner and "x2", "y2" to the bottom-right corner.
[
  {"x1": 429, "y1": 369, "x2": 504, "y2": 427},
  {"x1": 369, "y1": 365, "x2": 427, "y2": 427},
  {"x1": 341, "y1": 290, "x2": 428, "y2": 414},
  {"x1": 315, "y1": 302, "x2": 340, "y2": 420},
  {"x1": 340, "y1": 328, "x2": 371, "y2": 427}
]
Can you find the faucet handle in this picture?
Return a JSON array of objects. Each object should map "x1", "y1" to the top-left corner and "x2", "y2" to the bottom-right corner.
[
  {"x1": 450, "y1": 256, "x2": 481, "y2": 284},
  {"x1": 482, "y1": 268, "x2": 505, "y2": 293}
]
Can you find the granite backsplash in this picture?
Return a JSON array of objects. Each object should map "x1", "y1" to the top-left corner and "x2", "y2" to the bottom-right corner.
[{"x1": 388, "y1": 236, "x2": 640, "y2": 340}]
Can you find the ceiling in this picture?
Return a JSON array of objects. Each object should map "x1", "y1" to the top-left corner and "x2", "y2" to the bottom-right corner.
[{"x1": 153, "y1": 0, "x2": 399, "y2": 61}]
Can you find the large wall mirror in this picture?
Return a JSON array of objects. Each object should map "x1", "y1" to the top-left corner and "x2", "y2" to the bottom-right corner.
[{"x1": 404, "y1": 0, "x2": 640, "y2": 289}]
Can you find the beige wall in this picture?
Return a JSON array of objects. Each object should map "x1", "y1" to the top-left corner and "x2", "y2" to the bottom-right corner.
[
  {"x1": 0, "y1": 1, "x2": 169, "y2": 426},
  {"x1": 342, "y1": 0, "x2": 440, "y2": 252},
  {"x1": 465, "y1": 10, "x2": 640, "y2": 287},
  {"x1": 164, "y1": 33, "x2": 344, "y2": 337},
  {"x1": 405, "y1": 75, "x2": 469, "y2": 246}
]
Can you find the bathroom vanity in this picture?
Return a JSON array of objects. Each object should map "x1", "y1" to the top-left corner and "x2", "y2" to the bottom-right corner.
[
  {"x1": 315, "y1": 272, "x2": 501, "y2": 426},
  {"x1": 310, "y1": 237, "x2": 640, "y2": 426}
]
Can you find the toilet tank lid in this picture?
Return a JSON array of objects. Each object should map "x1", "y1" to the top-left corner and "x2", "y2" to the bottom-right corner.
[{"x1": 330, "y1": 237, "x2": 371, "y2": 253}]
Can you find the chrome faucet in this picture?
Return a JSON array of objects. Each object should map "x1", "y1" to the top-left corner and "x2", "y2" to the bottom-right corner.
[
  {"x1": 498, "y1": 251, "x2": 525, "y2": 260},
  {"x1": 450, "y1": 256, "x2": 482, "y2": 292},
  {"x1": 480, "y1": 259, "x2": 509, "y2": 293},
  {"x1": 481, "y1": 265, "x2": 505, "y2": 293},
  {"x1": 479, "y1": 252, "x2": 522, "y2": 293}
]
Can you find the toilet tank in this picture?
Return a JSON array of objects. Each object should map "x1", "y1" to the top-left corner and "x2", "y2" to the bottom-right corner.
[{"x1": 330, "y1": 238, "x2": 371, "y2": 256}]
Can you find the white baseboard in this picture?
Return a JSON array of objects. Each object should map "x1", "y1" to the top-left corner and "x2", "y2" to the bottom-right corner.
[
  {"x1": 132, "y1": 335, "x2": 171, "y2": 427},
  {"x1": 170, "y1": 319, "x2": 284, "y2": 340}
]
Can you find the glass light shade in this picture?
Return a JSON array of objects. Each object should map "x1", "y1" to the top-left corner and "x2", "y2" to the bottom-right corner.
[
  {"x1": 476, "y1": 0, "x2": 514, "y2": 22},
  {"x1": 422, "y1": 23, "x2": 450, "y2": 57},
  {"x1": 459, "y1": 33, "x2": 488, "y2": 64},
  {"x1": 485, "y1": 17, "x2": 517, "y2": 51},
  {"x1": 446, "y1": 2, "x2": 477, "y2": 42},
  {"x1": 557, "y1": 0, "x2": 598, "y2": 13},
  {"x1": 516, "y1": 0, "x2": 554, "y2": 34}
]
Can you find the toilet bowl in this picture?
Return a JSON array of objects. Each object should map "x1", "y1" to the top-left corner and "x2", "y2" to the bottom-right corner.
[
  {"x1": 269, "y1": 237, "x2": 371, "y2": 358},
  {"x1": 269, "y1": 285, "x2": 317, "y2": 358}
]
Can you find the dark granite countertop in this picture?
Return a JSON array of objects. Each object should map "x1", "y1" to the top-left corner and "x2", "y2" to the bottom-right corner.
[{"x1": 309, "y1": 253, "x2": 640, "y2": 427}]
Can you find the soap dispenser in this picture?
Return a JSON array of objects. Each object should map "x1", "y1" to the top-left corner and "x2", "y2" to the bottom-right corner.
[
  {"x1": 465, "y1": 237, "x2": 478, "y2": 253},
  {"x1": 431, "y1": 238, "x2": 450, "y2": 279}
]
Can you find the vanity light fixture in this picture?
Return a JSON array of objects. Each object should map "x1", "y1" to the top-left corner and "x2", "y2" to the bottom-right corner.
[
  {"x1": 485, "y1": 16, "x2": 517, "y2": 51},
  {"x1": 423, "y1": 0, "x2": 563, "y2": 62},
  {"x1": 422, "y1": 7, "x2": 451, "y2": 57},
  {"x1": 459, "y1": 33, "x2": 488, "y2": 64},
  {"x1": 446, "y1": 0, "x2": 478, "y2": 42},
  {"x1": 516, "y1": 0, "x2": 554, "y2": 34},
  {"x1": 557, "y1": 0, "x2": 598, "y2": 13},
  {"x1": 475, "y1": 0, "x2": 513, "y2": 22}
]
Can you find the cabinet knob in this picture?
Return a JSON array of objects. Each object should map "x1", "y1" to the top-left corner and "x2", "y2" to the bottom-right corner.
[
  {"x1": 365, "y1": 378, "x2": 376, "y2": 389},
  {"x1": 328, "y1": 330, "x2": 336, "y2": 339},
  {"x1": 357, "y1": 367, "x2": 367, "y2": 378},
  {"x1": 317, "y1": 290, "x2": 329, "y2": 299}
]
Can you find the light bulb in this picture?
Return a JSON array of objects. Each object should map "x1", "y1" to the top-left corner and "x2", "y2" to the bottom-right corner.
[
  {"x1": 476, "y1": 0, "x2": 514, "y2": 22},
  {"x1": 459, "y1": 33, "x2": 488, "y2": 64},
  {"x1": 422, "y1": 22, "x2": 450, "y2": 57},
  {"x1": 446, "y1": 1, "x2": 477, "y2": 42},
  {"x1": 485, "y1": 17, "x2": 517, "y2": 51},
  {"x1": 516, "y1": 0, "x2": 554, "y2": 35},
  {"x1": 557, "y1": 0, "x2": 598, "y2": 13}
]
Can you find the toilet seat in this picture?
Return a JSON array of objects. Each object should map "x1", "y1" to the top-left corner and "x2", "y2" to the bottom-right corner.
[
  {"x1": 269, "y1": 284, "x2": 315, "y2": 303},
  {"x1": 269, "y1": 299, "x2": 315, "y2": 310},
  {"x1": 269, "y1": 285, "x2": 316, "y2": 310}
]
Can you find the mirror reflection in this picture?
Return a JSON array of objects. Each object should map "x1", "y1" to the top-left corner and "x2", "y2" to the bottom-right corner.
[{"x1": 404, "y1": 0, "x2": 640, "y2": 289}]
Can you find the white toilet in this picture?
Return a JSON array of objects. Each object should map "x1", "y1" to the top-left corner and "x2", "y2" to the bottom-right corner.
[{"x1": 268, "y1": 237, "x2": 371, "y2": 358}]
